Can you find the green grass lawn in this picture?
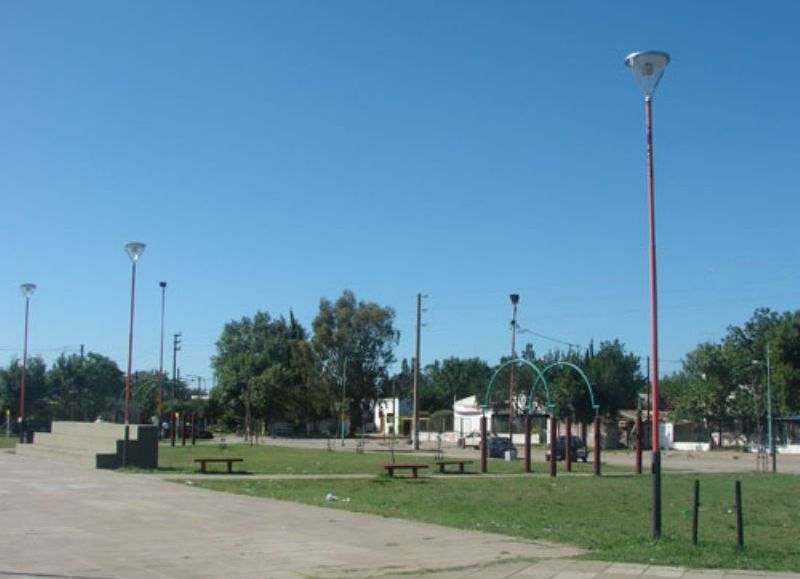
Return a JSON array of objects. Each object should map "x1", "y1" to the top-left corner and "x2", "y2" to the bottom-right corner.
[
  {"x1": 191, "y1": 472, "x2": 799, "y2": 572},
  {"x1": 0, "y1": 435, "x2": 17, "y2": 449},
  {"x1": 156, "y1": 441, "x2": 625, "y2": 475}
]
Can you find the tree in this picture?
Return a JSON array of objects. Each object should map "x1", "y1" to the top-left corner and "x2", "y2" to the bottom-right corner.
[
  {"x1": 587, "y1": 340, "x2": 644, "y2": 421},
  {"x1": 422, "y1": 357, "x2": 492, "y2": 412},
  {"x1": 46, "y1": 353, "x2": 124, "y2": 422},
  {"x1": 311, "y1": 290, "x2": 399, "y2": 435},
  {"x1": 212, "y1": 311, "x2": 314, "y2": 436},
  {"x1": 0, "y1": 356, "x2": 48, "y2": 423}
]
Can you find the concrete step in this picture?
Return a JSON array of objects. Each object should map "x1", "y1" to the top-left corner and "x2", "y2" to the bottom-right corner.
[
  {"x1": 15, "y1": 444, "x2": 96, "y2": 467},
  {"x1": 32, "y1": 432, "x2": 119, "y2": 454}
]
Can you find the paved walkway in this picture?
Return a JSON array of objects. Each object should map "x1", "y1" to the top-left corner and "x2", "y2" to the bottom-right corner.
[{"x1": 1, "y1": 450, "x2": 797, "y2": 579}]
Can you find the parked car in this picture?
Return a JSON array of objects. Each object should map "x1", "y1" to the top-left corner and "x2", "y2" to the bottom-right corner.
[
  {"x1": 195, "y1": 430, "x2": 214, "y2": 440},
  {"x1": 486, "y1": 436, "x2": 517, "y2": 458},
  {"x1": 545, "y1": 435, "x2": 588, "y2": 462},
  {"x1": 463, "y1": 431, "x2": 482, "y2": 449}
]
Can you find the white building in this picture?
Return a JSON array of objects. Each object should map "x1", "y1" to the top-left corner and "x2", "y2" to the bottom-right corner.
[{"x1": 452, "y1": 395, "x2": 493, "y2": 437}]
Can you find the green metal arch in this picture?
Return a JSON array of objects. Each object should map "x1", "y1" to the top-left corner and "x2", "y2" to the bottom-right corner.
[
  {"x1": 483, "y1": 358, "x2": 554, "y2": 412},
  {"x1": 527, "y1": 361, "x2": 599, "y2": 416}
]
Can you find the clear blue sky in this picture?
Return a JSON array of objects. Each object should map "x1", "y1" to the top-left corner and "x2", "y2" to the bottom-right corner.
[{"x1": 2, "y1": 1, "x2": 798, "y2": 387}]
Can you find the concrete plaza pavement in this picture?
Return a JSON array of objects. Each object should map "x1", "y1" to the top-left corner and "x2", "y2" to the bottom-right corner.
[{"x1": 1, "y1": 449, "x2": 798, "y2": 579}]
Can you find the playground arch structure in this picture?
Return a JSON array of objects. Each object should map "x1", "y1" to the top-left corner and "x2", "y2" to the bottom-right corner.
[{"x1": 479, "y1": 358, "x2": 602, "y2": 476}]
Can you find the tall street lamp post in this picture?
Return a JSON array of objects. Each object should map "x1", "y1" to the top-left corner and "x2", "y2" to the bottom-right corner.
[
  {"x1": 753, "y1": 348, "x2": 775, "y2": 473},
  {"x1": 625, "y1": 50, "x2": 670, "y2": 540},
  {"x1": 123, "y1": 242, "x2": 146, "y2": 467},
  {"x1": 18, "y1": 283, "x2": 36, "y2": 444},
  {"x1": 509, "y1": 294, "x2": 519, "y2": 438},
  {"x1": 158, "y1": 281, "x2": 167, "y2": 426}
]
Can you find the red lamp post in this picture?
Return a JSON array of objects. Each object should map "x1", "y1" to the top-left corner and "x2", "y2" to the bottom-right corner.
[{"x1": 625, "y1": 50, "x2": 670, "y2": 540}]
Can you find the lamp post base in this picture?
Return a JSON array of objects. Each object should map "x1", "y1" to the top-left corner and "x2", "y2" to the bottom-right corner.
[{"x1": 652, "y1": 450, "x2": 662, "y2": 539}]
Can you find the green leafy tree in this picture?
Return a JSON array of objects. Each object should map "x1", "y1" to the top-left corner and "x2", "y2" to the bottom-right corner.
[
  {"x1": 421, "y1": 357, "x2": 492, "y2": 412},
  {"x1": 587, "y1": 340, "x2": 644, "y2": 421},
  {"x1": 0, "y1": 356, "x2": 48, "y2": 424},
  {"x1": 46, "y1": 353, "x2": 124, "y2": 422},
  {"x1": 311, "y1": 290, "x2": 399, "y2": 435},
  {"x1": 212, "y1": 311, "x2": 318, "y2": 435}
]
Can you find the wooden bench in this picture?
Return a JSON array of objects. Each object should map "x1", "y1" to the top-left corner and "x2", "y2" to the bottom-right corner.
[
  {"x1": 382, "y1": 464, "x2": 428, "y2": 478},
  {"x1": 434, "y1": 460, "x2": 473, "y2": 474},
  {"x1": 193, "y1": 457, "x2": 243, "y2": 473}
]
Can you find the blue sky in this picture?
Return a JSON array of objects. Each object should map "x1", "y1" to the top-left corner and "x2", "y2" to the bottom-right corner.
[{"x1": 2, "y1": 1, "x2": 798, "y2": 387}]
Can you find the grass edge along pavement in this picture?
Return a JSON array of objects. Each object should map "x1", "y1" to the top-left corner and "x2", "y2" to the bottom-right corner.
[
  {"x1": 184, "y1": 471, "x2": 800, "y2": 573},
  {"x1": 154, "y1": 441, "x2": 625, "y2": 475}
]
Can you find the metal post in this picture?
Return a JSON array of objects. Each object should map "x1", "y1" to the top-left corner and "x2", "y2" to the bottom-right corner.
[
  {"x1": 645, "y1": 94, "x2": 663, "y2": 540},
  {"x1": 523, "y1": 414, "x2": 531, "y2": 473},
  {"x1": 565, "y1": 416, "x2": 572, "y2": 472},
  {"x1": 767, "y1": 345, "x2": 775, "y2": 473},
  {"x1": 412, "y1": 293, "x2": 422, "y2": 450},
  {"x1": 735, "y1": 480, "x2": 744, "y2": 550},
  {"x1": 340, "y1": 357, "x2": 348, "y2": 447},
  {"x1": 593, "y1": 415, "x2": 601, "y2": 476},
  {"x1": 19, "y1": 293, "x2": 32, "y2": 444},
  {"x1": 480, "y1": 415, "x2": 487, "y2": 473},
  {"x1": 691, "y1": 479, "x2": 700, "y2": 545},
  {"x1": 635, "y1": 412, "x2": 642, "y2": 475},
  {"x1": 509, "y1": 294, "x2": 519, "y2": 438},
  {"x1": 158, "y1": 282, "x2": 167, "y2": 426},
  {"x1": 172, "y1": 333, "x2": 182, "y2": 405},
  {"x1": 123, "y1": 259, "x2": 138, "y2": 467},
  {"x1": 549, "y1": 417, "x2": 557, "y2": 478},
  {"x1": 191, "y1": 412, "x2": 196, "y2": 445}
]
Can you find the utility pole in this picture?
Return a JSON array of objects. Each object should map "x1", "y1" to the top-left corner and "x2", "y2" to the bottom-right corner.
[
  {"x1": 412, "y1": 293, "x2": 427, "y2": 450},
  {"x1": 646, "y1": 355, "x2": 651, "y2": 424},
  {"x1": 767, "y1": 344, "x2": 775, "y2": 473},
  {"x1": 158, "y1": 282, "x2": 167, "y2": 421},
  {"x1": 172, "y1": 332, "x2": 182, "y2": 403},
  {"x1": 509, "y1": 294, "x2": 519, "y2": 438}
]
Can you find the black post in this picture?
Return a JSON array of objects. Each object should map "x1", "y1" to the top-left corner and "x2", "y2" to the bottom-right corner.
[
  {"x1": 565, "y1": 416, "x2": 572, "y2": 473},
  {"x1": 480, "y1": 415, "x2": 487, "y2": 473},
  {"x1": 635, "y1": 413, "x2": 642, "y2": 475},
  {"x1": 549, "y1": 417, "x2": 557, "y2": 478},
  {"x1": 652, "y1": 451, "x2": 662, "y2": 539},
  {"x1": 593, "y1": 415, "x2": 601, "y2": 477},
  {"x1": 523, "y1": 415, "x2": 531, "y2": 473},
  {"x1": 691, "y1": 479, "x2": 700, "y2": 545},
  {"x1": 735, "y1": 480, "x2": 744, "y2": 550}
]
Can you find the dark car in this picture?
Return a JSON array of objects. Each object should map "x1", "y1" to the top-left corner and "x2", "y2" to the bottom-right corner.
[
  {"x1": 195, "y1": 430, "x2": 214, "y2": 440},
  {"x1": 545, "y1": 435, "x2": 588, "y2": 462},
  {"x1": 486, "y1": 437, "x2": 517, "y2": 458}
]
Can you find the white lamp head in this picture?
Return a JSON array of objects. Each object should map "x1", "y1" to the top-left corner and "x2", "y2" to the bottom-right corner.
[
  {"x1": 124, "y1": 242, "x2": 146, "y2": 263},
  {"x1": 20, "y1": 283, "x2": 36, "y2": 298},
  {"x1": 625, "y1": 51, "x2": 670, "y2": 98}
]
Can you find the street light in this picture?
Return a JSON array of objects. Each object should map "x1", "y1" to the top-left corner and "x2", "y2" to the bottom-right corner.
[
  {"x1": 18, "y1": 283, "x2": 36, "y2": 444},
  {"x1": 123, "y1": 242, "x2": 145, "y2": 467},
  {"x1": 158, "y1": 281, "x2": 167, "y2": 425},
  {"x1": 752, "y1": 348, "x2": 775, "y2": 473},
  {"x1": 509, "y1": 294, "x2": 519, "y2": 438},
  {"x1": 625, "y1": 49, "x2": 670, "y2": 540}
]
